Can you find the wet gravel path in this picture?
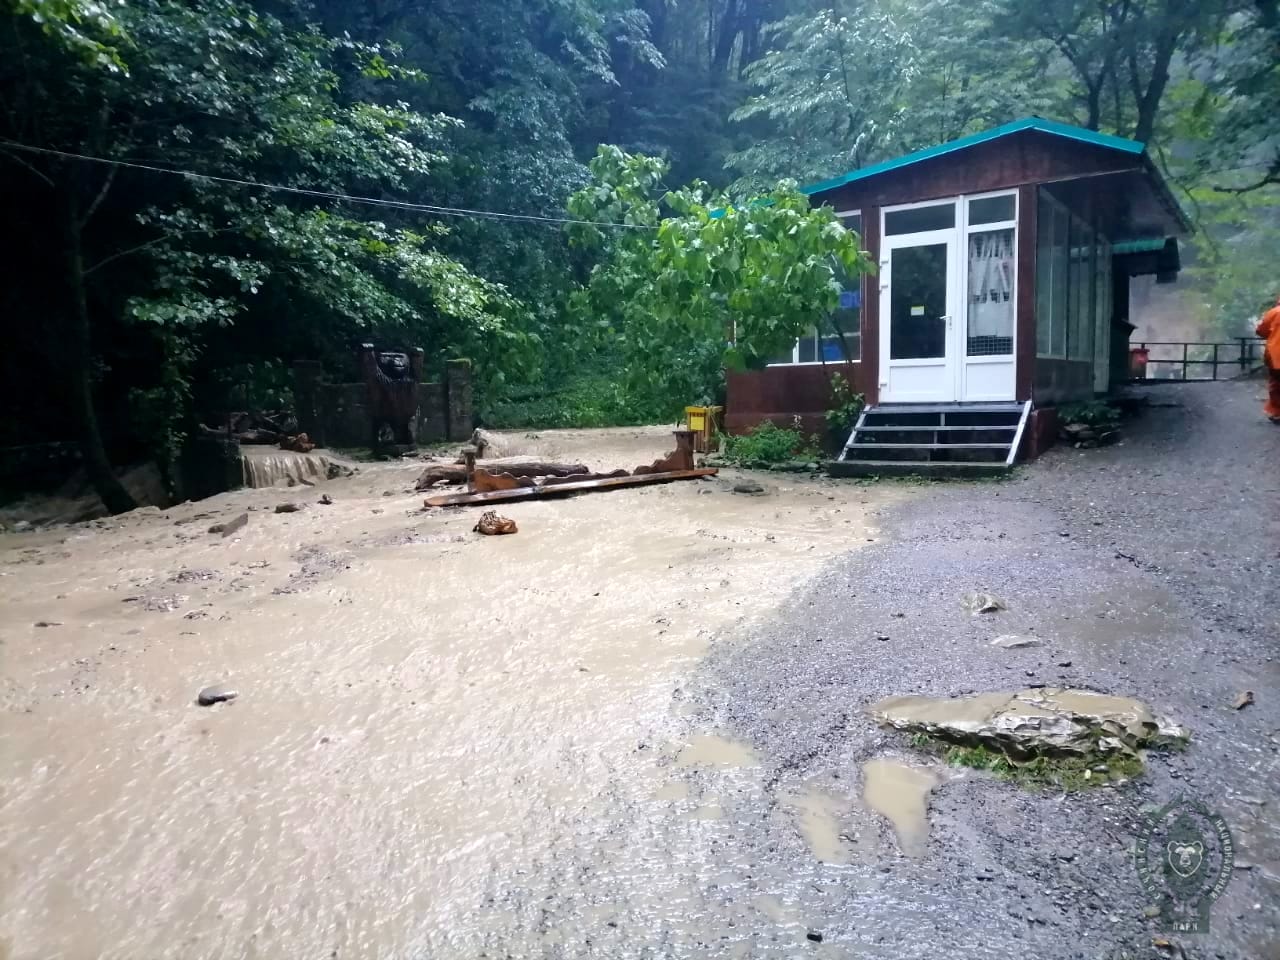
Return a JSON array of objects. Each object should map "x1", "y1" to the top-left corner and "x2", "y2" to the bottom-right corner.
[{"x1": 678, "y1": 380, "x2": 1279, "y2": 959}]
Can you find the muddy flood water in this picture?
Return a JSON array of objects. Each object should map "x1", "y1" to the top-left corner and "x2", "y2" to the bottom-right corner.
[{"x1": 0, "y1": 428, "x2": 900, "y2": 959}]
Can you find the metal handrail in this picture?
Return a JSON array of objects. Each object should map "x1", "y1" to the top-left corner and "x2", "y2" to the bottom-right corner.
[{"x1": 1132, "y1": 337, "x2": 1265, "y2": 381}]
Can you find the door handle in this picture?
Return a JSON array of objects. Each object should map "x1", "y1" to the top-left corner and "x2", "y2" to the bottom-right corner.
[{"x1": 941, "y1": 315, "x2": 953, "y2": 328}]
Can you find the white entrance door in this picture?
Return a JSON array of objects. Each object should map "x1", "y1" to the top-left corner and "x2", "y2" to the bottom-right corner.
[{"x1": 878, "y1": 228, "x2": 961, "y2": 403}]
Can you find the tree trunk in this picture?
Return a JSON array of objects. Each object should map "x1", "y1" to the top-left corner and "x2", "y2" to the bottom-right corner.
[
  {"x1": 1130, "y1": 38, "x2": 1175, "y2": 146},
  {"x1": 63, "y1": 190, "x2": 137, "y2": 515}
]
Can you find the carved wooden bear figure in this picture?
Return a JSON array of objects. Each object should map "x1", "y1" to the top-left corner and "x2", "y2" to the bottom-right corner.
[{"x1": 359, "y1": 343, "x2": 424, "y2": 451}]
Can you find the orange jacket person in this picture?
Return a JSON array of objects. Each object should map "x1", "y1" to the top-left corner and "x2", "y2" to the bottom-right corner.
[{"x1": 1258, "y1": 295, "x2": 1280, "y2": 423}]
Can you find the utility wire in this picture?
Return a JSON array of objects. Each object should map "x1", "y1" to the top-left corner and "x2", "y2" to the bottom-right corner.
[{"x1": 0, "y1": 140, "x2": 654, "y2": 230}]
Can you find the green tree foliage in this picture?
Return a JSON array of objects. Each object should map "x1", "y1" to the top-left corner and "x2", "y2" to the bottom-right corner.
[
  {"x1": 726, "y1": 5, "x2": 918, "y2": 190},
  {"x1": 1, "y1": 0, "x2": 525, "y2": 509},
  {"x1": 567, "y1": 146, "x2": 873, "y2": 413},
  {"x1": 3, "y1": 0, "x2": 1278, "y2": 511}
]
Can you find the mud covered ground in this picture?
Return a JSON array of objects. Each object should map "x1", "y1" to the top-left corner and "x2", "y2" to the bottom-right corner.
[
  {"x1": 0, "y1": 428, "x2": 899, "y2": 959},
  {"x1": 1, "y1": 385, "x2": 1276, "y2": 960}
]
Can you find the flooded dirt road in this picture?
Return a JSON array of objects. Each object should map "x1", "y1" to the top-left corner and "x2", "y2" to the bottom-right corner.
[{"x1": 0, "y1": 428, "x2": 899, "y2": 959}]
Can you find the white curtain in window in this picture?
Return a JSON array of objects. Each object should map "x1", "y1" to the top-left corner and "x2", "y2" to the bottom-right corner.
[{"x1": 968, "y1": 230, "x2": 1014, "y2": 337}]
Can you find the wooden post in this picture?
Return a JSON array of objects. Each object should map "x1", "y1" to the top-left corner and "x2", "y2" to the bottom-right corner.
[
  {"x1": 1211, "y1": 342, "x2": 1219, "y2": 381},
  {"x1": 463, "y1": 449, "x2": 476, "y2": 490},
  {"x1": 672, "y1": 429, "x2": 696, "y2": 471},
  {"x1": 1182, "y1": 342, "x2": 1189, "y2": 381}
]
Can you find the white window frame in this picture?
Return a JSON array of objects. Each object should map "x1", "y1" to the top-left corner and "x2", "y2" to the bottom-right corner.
[
  {"x1": 962, "y1": 189, "x2": 1019, "y2": 364},
  {"x1": 767, "y1": 209, "x2": 864, "y2": 367}
]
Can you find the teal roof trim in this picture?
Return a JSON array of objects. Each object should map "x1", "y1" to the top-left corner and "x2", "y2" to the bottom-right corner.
[
  {"x1": 1112, "y1": 237, "x2": 1168, "y2": 255},
  {"x1": 799, "y1": 117, "x2": 1145, "y2": 197}
]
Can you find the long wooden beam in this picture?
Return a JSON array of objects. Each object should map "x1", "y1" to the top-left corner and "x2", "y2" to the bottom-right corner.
[{"x1": 424, "y1": 468, "x2": 718, "y2": 507}]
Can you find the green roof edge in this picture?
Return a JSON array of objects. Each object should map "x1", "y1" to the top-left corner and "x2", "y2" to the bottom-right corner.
[
  {"x1": 799, "y1": 117, "x2": 1146, "y2": 197},
  {"x1": 1112, "y1": 237, "x2": 1169, "y2": 255}
]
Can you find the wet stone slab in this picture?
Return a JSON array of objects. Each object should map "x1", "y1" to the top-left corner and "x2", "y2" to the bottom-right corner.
[{"x1": 868, "y1": 687, "x2": 1189, "y2": 757}]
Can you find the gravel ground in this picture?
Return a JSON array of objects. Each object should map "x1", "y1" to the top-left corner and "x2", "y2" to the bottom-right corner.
[{"x1": 673, "y1": 380, "x2": 1279, "y2": 959}]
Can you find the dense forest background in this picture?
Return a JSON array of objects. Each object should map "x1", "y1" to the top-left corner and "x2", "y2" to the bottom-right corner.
[{"x1": 1, "y1": 0, "x2": 1277, "y2": 509}]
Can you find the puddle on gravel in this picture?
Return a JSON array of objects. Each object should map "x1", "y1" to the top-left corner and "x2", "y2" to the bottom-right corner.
[
  {"x1": 653, "y1": 780, "x2": 691, "y2": 802},
  {"x1": 675, "y1": 733, "x2": 761, "y2": 769},
  {"x1": 684, "y1": 801, "x2": 726, "y2": 820},
  {"x1": 861, "y1": 759, "x2": 940, "y2": 858},
  {"x1": 785, "y1": 780, "x2": 857, "y2": 865}
]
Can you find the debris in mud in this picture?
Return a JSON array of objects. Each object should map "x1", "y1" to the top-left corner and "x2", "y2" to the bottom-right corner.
[
  {"x1": 869, "y1": 688, "x2": 1188, "y2": 757},
  {"x1": 989, "y1": 634, "x2": 1041, "y2": 648},
  {"x1": 272, "y1": 545, "x2": 353, "y2": 595},
  {"x1": 805, "y1": 931, "x2": 824, "y2": 943},
  {"x1": 274, "y1": 502, "x2": 303, "y2": 514},
  {"x1": 173, "y1": 512, "x2": 215, "y2": 526},
  {"x1": 733, "y1": 481, "x2": 766, "y2": 495},
  {"x1": 34, "y1": 620, "x2": 61, "y2": 627},
  {"x1": 424, "y1": 430, "x2": 714, "y2": 506},
  {"x1": 170, "y1": 568, "x2": 219, "y2": 584},
  {"x1": 279, "y1": 432, "x2": 315, "y2": 453},
  {"x1": 415, "y1": 456, "x2": 588, "y2": 490},
  {"x1": 962, "y1": 592, "x2": 1005, "y2": 615},
  {"x1": 209, "y1": 513, "x2": 249, "y2": 537},
  {"x1": 318, "y1": 494, "x2": 333, "y2": 505},
  {"x1": 197, "y1": 684, "x2": 238, "y2": 706},
  {"x1": 1234, "y1": 690, "x2": 1255, "y2": 710},
  {"x1": 474, "y1": 510, "x2": 518, "y2": 535},
  {"x1": 326, "y1": 462, "x2": 355, "y2": 480},
  {"x1": 122, "y1": 594, "x2": 188, "y2": 612}
]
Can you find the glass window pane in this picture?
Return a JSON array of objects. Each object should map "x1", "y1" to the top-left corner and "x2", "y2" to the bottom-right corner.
[
  {"x1": 885, "y1": 203, "x2": 955, "y2": 236},
  {"x1": 1036, "y1": 193, "x2": 1054, "y2": 356},
  {"x1": 1068, "y1": 218, "x2": 1095, "y2": 361},
  {"x1": 841, "y1": 212, "x2": 862, "y2": 237},
  {"x1": 768, "y1": 341, "x2": 798, "y2": 365},
  {"x1": 969, "y1": 194, "x2": 1015, "y2": 225},
  {"x1": 797, "y1": 328, "x2": 818, "y2": 363},
  {"x1": 967, "y1": 229, "x2": 1015, "y2": 356},
  {"x1": 827, "y1": 254, "x2": 861, "y2": 362},
  {"x1": 889, "y1": 243, "x2": 949, "y2": 359},
  {"x1": 1051, "y1": 203, "x2": 1069, "y2": 357}
]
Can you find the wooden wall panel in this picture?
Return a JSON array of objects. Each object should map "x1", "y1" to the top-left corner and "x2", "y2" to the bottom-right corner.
[
  {"x1": 1015, "y1": 184, "x2": 1038, "y2": 401},
  {"x1": 861, "y1": 204, "x2": 881, "y2": 404}
]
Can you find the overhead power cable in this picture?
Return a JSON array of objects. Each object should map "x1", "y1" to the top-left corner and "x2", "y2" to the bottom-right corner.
[{"x1": 0, "y1": 140, "x2": 653, "y2": 230}]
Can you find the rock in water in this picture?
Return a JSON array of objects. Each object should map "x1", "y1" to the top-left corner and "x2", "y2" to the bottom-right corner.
[
  {"x1": 733, "y1": 481, "x2": 766, "y2": 495},
  {"x1": 868, "y1": 688, "x2": 1188, "y2": 756},
  {"x1": 962, "y1": 592, "x2": 1005, "y2": 614},
  {"x1": 989, "y1": 634, "x2": 1042, "y2": 648},
  {"x1": 474, "y1": 510, "x2": 518, "y2": 535},
  {"x1": 275, "y1": 502, "x2": 302, "y2": 514},
  {"x1": 209, "y1": 513, "x2": 249, "y2": 537},
  {"x1": 197, "y1": 684, "x2": 238, "y2": 706}
]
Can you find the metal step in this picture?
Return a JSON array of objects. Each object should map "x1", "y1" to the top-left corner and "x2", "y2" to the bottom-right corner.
[
  {"x1": 838, "y1": 400, "x2": 1032, "y2": 472},
  {"x1": 869, "y1": 403, "x2": 1025, "y2": 415},
  {"x1": 855, "y1": 424, "x2": 1017, "y2": 433},
  {"x1": 846, "y1": 442, "x2": 1011, "y2": 450},
  {"x1": 827, "y1": 459, "x2": 1012, "y2": 479}
]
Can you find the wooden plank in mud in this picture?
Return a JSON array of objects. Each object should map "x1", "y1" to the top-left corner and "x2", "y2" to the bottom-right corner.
[{"x1": 424, "y1": 468, "x2": 718, "y2": 507}]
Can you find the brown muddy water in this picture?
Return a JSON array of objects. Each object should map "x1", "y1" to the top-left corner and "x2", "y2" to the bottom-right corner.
[{"x1": 0, "y1": 428, "x2": 898, "y2": 959}]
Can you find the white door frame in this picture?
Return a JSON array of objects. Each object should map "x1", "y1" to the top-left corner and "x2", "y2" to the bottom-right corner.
[
  {"x1": 878, "y1": 220, "x2": 962, "y2": 404},
  {"x1": 878, "y1": 192, "x2": 1019, "y2": 404}
]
